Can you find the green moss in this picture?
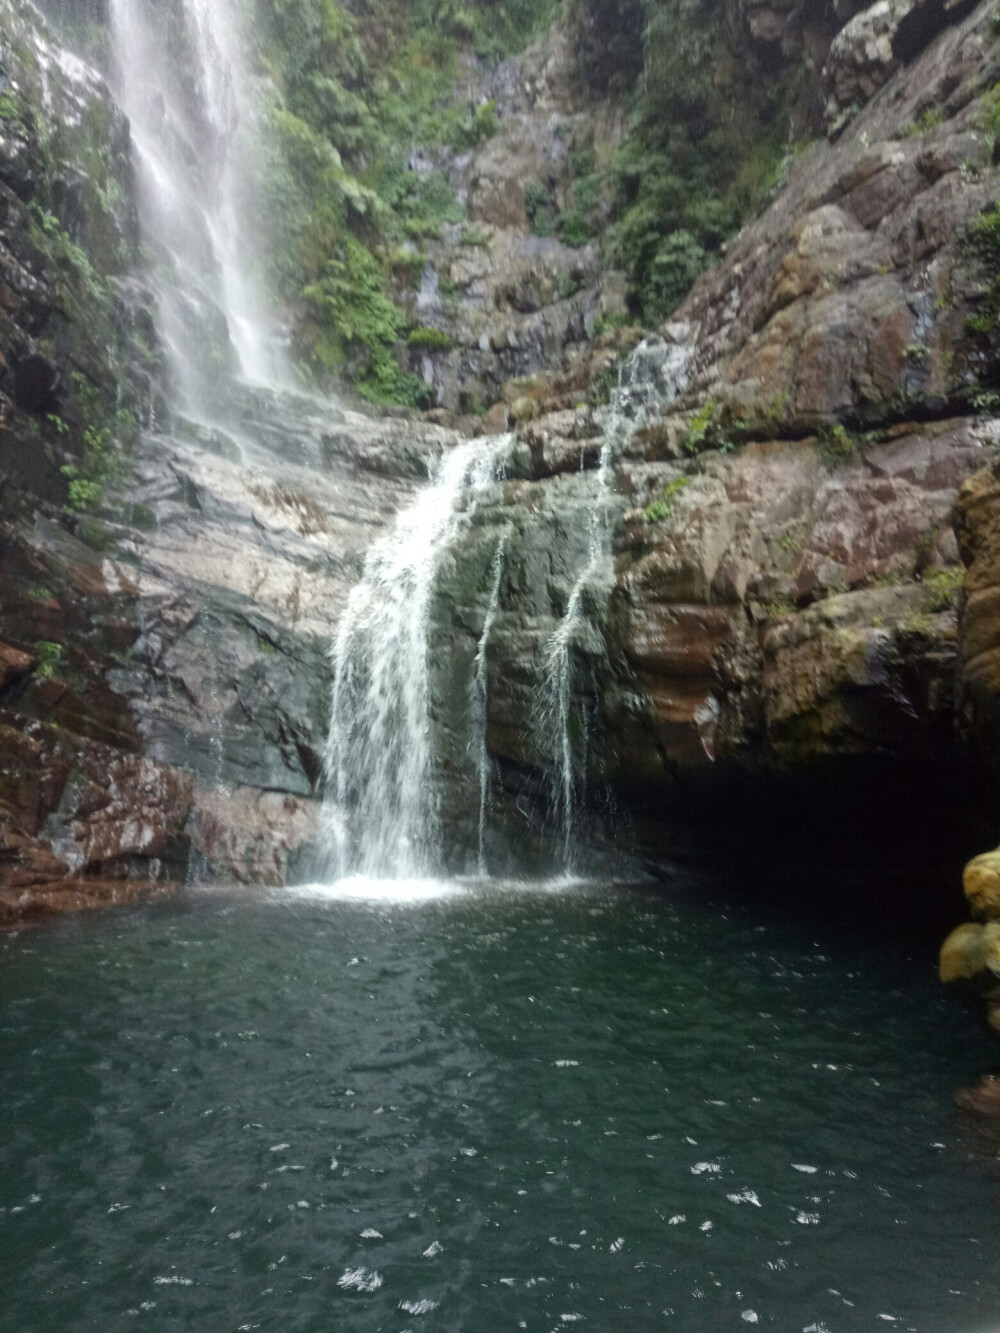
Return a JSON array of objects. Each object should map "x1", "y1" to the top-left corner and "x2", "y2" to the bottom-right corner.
[
  {"x1": 681, "y1": 398, "x2": 717, "y2": 454},
  {"x1": 923, "y1": 566, "x2": 965, "y2": 611},
  {"x1": 589, "y1": 364, "x2": 621, "y2": 407},
  {"x1": 126, "y1": 503, "x2": 157, "y2": 532},
  {"x1": 557, "y1": 209, "x2": 594, "y2": 248},
  {"x1": 524, "y1": 178, "x2": 556, "y2": 237},
  {"x1": 0, "y1": 90, "x2": 23, "y2": 122},
  {"x1": 903, "y1": 105, "x2": 947, "y2": 137},
  {"x1": 459, "y1": 222, "x2": 492, "y2": 248},
  {"x1": 817, "y1": 423, "x2": 863, "y2": 469},
  {"x1": 408, "y1": 325, "x2": 453, "y2": 351},
  {"x1": 449, "y1": 99, "x2": 498, "y2": 148}
]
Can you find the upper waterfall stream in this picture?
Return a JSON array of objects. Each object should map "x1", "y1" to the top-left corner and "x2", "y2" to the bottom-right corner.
[{"x1": 109, "y1": 0, "x2": 286, "y2": 405}]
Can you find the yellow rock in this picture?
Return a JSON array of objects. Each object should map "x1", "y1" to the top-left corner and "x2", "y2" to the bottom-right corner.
[
  {"x1": 963, "y1": 847, "x2": 1000, "y2": 920},
  {"x1": 940, "y1": 923, "x2": 989, "y2": 983},
  {"x1": 509, "y1": 396, "x2": 538, "y2": 425}
]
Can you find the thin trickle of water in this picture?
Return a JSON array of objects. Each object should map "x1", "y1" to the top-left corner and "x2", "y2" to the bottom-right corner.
[
  {"x1": 537, "y1": 337, "x2": 693, "y2": 867},
  {"x1": 108, "y1": 0, "x2": 286, "y2": 407},
  {"x1": 322, "y1": 435, "x2": 510, "y2": 880},
  {"x1": 471, "y1": 529, "x2": 510, "y2": 875}
]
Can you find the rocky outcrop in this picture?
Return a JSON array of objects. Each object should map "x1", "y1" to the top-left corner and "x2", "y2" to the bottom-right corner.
[
  {"x1": 427, "y1": 0, "x2": 1000, "y2": 891},
  {"x1": 391, "y1": 15, "x2": 630, "y2": 414},
  {"x1": 824, "y1": 0, "x2": 982, "y2": 127}
]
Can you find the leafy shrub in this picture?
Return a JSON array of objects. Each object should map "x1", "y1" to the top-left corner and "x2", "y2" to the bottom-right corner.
[
  {"x1": 558, "y1": 210, "x2": 594, "y2": 248},
  {"x1": 35, "y1": 642, "x2": 64, "y2": 680},
  {"x1": 450, "y1": 100, "x2": 498, "y2": 148},
  {"x1": 524, "y1": 178, "x2": 555, "y2": 236}
]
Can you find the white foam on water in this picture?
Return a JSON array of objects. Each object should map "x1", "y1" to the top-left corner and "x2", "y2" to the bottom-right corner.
[
  {"x1": 280, "y1": 874, "x2": 590, "y2": 906},
  {"x1": 285, "y1": 877, "x2": 462, "y2": 904}
]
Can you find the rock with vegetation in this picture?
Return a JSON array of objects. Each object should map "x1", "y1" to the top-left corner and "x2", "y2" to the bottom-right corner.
[
  {"x1": 431, "y1": 0, "x2": 1000, "y2": 885},
  {"x1": 0, "y1": 0, "x2": 461, "y2": 920}
]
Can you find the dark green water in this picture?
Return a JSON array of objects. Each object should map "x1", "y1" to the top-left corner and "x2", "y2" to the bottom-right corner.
[{"x1": 2, "y1": 877, "x2": 999, "y2": 1332}]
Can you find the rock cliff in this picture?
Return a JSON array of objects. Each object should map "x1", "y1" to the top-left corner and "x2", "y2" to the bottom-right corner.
[
  {"x1": 4, "y1": 0, "x2": 1000, "y2": 924},
  {"x1": 432, "y1": 0, "x2": 1000, "y2": 916}
]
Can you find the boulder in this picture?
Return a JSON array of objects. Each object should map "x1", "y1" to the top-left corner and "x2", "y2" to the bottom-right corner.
[{"x1": 964, "y1": 847, "x2": 1000, "y2": 919}]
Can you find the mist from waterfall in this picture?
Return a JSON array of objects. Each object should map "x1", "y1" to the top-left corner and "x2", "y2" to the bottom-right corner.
[{"x1": 108, "y1": 0, "x2": 286, "y2": 409}]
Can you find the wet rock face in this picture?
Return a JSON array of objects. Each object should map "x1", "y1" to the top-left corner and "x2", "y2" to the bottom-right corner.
[
  {"x1": 0, "y1": 2, "x2": 462, "y2": 920},
  {"x1": 428, "y1": 2, "x2": 1000, "y2": 867},
  {"x1": 0, "y1": 374, "x2": 454, "y2": 918}
]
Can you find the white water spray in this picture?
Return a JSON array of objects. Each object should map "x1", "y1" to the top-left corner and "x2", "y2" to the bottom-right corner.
[{"x1": 323, "y1": 436, "x2": 510, "y2": 880}]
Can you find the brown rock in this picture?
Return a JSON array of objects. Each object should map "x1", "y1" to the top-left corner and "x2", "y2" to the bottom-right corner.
[
  {"x1": 0, "y1": 642, "x2": 34, "y2": 692},
  {"x1": 955, "y1": 1073, "x2": 1000, "y2": 1114},
  {"x1": 480, "y1": 400, "x2": 509, "y2": 435}
]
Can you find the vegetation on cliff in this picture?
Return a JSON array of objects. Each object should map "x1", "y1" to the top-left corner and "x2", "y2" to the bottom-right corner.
[
  {"x1": 252, "y1": 0, "x2": 558, "y2": 402},
  {"x1": 575, "y1": 0, "x2": 802, "y2": 325},
  {"x1": 250, "y1": 0, "x2": 807, "y2": 398}
]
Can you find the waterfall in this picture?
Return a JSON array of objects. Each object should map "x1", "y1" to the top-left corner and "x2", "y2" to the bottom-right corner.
[
  {"x1": 322, "y1": 436, "x2": 510, "y2": 881},
  {"x1": 108, "y1": 0, "x2": 285, "y2": 408},
  {"x1": 471, "y1": 530, "x2": 510, "y2": 875},
  {"x1": 537, "y1": 337, "x2": 693, "y2": 867}
]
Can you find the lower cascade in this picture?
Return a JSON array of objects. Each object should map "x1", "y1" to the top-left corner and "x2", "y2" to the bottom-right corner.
[
  {"x1": 471, "y1": 528, "x2": 510, "y2": 875},
  {"x1": 322, "y1": 434, "x2": 510, "y2": 880},
  {"x1": 322, "y1": 336, "x2": 693, "y2": 881}
]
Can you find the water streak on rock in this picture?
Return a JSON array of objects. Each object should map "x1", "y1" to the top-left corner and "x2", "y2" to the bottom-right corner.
[
  {"x1": 471, "y1": 528, "x2": 510, "y2": 875},
  {"x1": 536, "y1": 336, "x2": 692, "y2": 867}
]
